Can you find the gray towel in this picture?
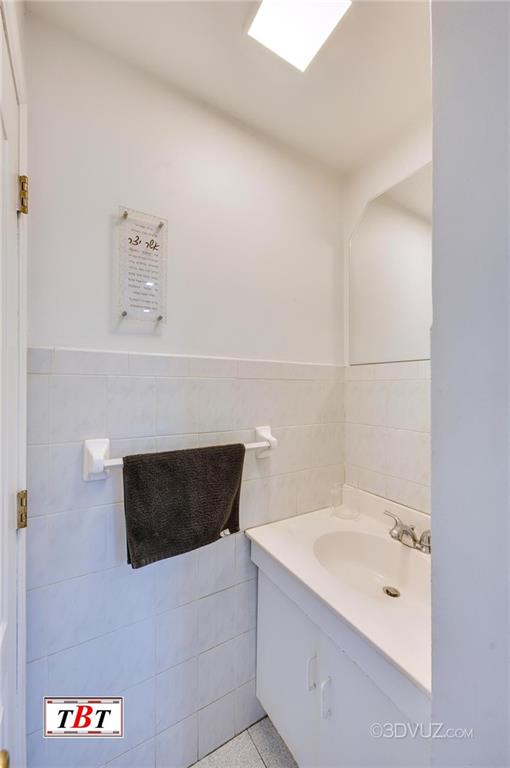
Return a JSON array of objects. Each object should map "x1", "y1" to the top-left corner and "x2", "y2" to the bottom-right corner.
[{"x1": 122, "y1": 444, "x2": 245, "y2": 569}]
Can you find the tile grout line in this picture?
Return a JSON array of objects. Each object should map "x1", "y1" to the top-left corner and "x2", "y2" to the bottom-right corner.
[
  {"x1": 247, "y1": 725, "x2": 270, "y2": 768},
  {"x1": 344, "y1": 420, "x2": 430, "y2": 435},
  {"x1": 345, "y1": 463, "x2": 430, "y2": 489},
  {"x1": 27, "y1": 419, "x2": 345, "y2": 448},
  {"x1": 27, "y1": 560, "x2": 255, "y2": 597},
  {"x1": 27, "y1": 581, "x2": 257, "y2": 663},
  {"x1": 27, "y1": 464, "x2": 345, "y2": 521}
]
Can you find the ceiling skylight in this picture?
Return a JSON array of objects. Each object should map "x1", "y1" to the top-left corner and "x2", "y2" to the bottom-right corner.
[{"x1": 248, "y1": 0, "x2": 352, "y2": 72}]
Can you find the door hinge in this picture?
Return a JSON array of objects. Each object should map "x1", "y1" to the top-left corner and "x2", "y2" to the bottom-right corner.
[
  {"x1": 17, "y1": 489, "x2": 28, "y2": 529},
  {"x1": 18, "y1": 175, "x2": 28, "y2": 214}
]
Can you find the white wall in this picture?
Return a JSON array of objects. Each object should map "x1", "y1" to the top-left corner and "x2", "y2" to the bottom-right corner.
[
  {"x1": 349, "y1": 198, "x2": 431, "y2": 364},
  {"x1": 431, "y1": 2, "x2": 510, "y2": 766},
  {"x1": 344, "y1": 360, "x2": 430, "y2": 514},
  {"x1": 26, "y1": 347, "x2": 343, "y2": 768},
  {"x1": 344, "y1": 118, "x2": 432, "y2": 243},
  {"x1": 26, "y1": 14, "x2": 345, "y2": 364},
  {"x1": 25, "y1": 14, "x2": 347, "y2": 767}
]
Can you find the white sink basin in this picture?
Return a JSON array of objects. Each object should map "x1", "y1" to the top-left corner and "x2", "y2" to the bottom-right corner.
[{"x1": 314, "y1": 530, "x2": 429, "y2": 606}]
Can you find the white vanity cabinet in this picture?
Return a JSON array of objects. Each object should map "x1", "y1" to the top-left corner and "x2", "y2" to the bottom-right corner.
[
  {"x1": 257, "y1": 572, "x2": 430, "y2": 768},
  {"x1": 256, "y1": 571, "x2": 320, "y2": 765}
]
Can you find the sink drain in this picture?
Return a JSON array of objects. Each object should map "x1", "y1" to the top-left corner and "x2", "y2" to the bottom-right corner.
[{"x1": 383, "y1": 586, "x2": 400, "y2": 598}]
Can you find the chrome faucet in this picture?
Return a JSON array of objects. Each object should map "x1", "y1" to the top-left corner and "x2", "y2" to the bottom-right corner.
[
  {"x1": 384, "y1": 511, "x2": 431, "y2": 553},
  {"x1": 417, "y1": 528, "x2": 431, "y2": 554}
]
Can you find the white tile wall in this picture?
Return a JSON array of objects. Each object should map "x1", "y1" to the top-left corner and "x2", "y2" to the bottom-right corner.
[
  {"x1": 26, "y1": 347, "x2": 344, "y2": 768},
  {"x1": 197, "y1": 693, "x2": 236, "y2": 760},
  {"x1": 155, "y1": 715, "x2": 198, "y2": 768},
  {"x1": 344, "y1": 361, "x2": 431, "y2": 513}
]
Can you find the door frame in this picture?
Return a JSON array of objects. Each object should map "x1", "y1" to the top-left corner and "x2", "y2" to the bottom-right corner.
[{"x1": 0, "y1": 1, "x2": 27, "y2": 765}]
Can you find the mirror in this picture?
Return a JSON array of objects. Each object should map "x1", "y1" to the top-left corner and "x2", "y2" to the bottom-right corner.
[{"x1": 348, "y1": 163, "x2": 432, "y2": 365}]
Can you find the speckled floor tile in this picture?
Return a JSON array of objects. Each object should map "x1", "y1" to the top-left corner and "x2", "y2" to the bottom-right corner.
[
  {"x1": 195, "y1": 730, "x2": 264, "y2": 768},
  {"x1": 248, "y1": 718, "x2": 298, "y2": 768}
]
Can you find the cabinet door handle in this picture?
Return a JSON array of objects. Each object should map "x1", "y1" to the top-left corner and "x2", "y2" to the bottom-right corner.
[
  {"x1": 320, "y1": 677, "x2": 332, "y2": 719},
  {"x1": 306, "y1": 654, "x2": 317, "y2": 691}
]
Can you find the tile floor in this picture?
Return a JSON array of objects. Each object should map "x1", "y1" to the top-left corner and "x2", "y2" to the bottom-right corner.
[{"x1": 194, "y1": 718, "x2": 297, "y2": 768}]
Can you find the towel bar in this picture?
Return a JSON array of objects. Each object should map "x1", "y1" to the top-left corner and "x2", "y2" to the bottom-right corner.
[{"x1": 83, "y1": 426, "x2": 277, "y2": 481}]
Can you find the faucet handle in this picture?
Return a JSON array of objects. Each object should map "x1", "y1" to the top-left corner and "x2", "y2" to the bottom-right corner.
[
  {"x1": 384, "y1": 510, "x2": 402, "y2": 538},
  {"x1": 418, "y1": 529, "x2": 431, "y2": 554}
]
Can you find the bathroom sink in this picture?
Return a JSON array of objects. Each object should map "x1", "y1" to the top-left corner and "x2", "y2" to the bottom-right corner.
[
  {"x1": 247, "y1": 493, "x2": 432, "y2": 693},
  {"x1": 313, "y1": 530, "x2": 427, "y2": 604}
]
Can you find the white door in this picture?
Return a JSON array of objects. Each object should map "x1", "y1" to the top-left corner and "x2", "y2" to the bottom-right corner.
[
  {"x1": 318, "y1": 632, "x2": 430, "y2": 768},
  {"x1": 0, "y1": 4, "x2": 27, "y2": 766},
  {"x1": 256, "y1": 574, "x2": 319, "y2": 767}
]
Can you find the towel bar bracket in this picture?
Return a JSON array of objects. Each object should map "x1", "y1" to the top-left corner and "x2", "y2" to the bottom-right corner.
[{"x1": 82, "y1": 426, "x2": 278, "y2": 481}]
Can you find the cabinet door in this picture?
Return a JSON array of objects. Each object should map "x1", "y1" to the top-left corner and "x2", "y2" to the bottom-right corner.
[
  {"x1": 318, "y1": 632, "x2": 430, "y2": 768},
  {"x1": 257, "y1": 573, "x2": 320, "y2": 767}
]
